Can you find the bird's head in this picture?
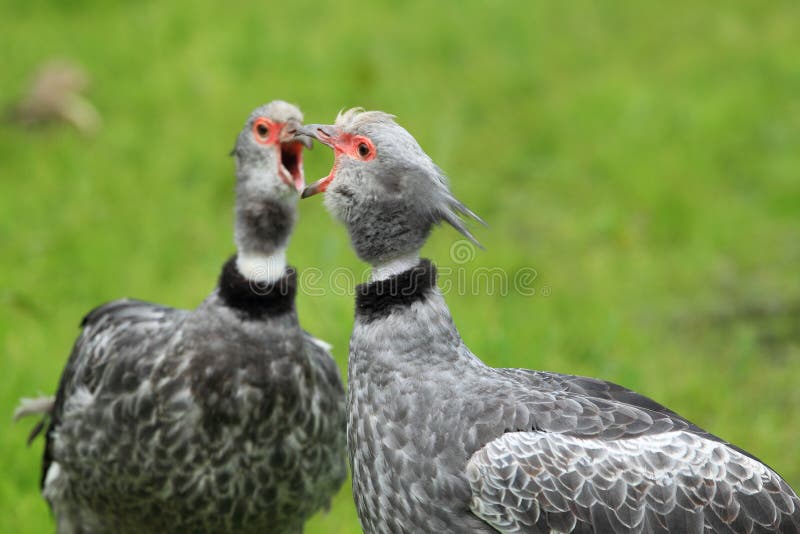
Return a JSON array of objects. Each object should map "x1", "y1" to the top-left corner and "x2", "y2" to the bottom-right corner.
[
  {"x1": 231, "y1": 100, "x2": 311, "y2": 200},
  {"x1": 298, "y1": 108, "x2": 483, "y2": 265}
]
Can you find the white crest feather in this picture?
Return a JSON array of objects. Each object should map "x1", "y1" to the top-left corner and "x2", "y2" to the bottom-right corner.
[{"x1": 335, "y1": 108, "x2": 397, "y2": 130}]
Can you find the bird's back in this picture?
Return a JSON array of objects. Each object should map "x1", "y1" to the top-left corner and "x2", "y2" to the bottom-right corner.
[{"x1": 464, "y1": 359, "x2": 800, "y2": 533}]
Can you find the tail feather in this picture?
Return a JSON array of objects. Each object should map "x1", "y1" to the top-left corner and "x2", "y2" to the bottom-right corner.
[{"x1": 13, "y1": 396, "x2": 54, "y2": 445}]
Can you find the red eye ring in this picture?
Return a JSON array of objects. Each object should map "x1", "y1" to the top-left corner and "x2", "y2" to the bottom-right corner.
[
  {"x1": 352, "y1": 136, "x2": 376, "y2": 161},
  {"x1": 253, "y1": 117, "x2": 277, "y2": 144}
]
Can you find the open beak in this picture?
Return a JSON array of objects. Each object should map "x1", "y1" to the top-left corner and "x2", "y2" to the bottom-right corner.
[
  {"x1": 300, "y1": 176, "x2": 330, "y2": 198},
  {"x1": 277, "y1": 120, "x2": 307, "y2": 193},
  {"x1": 295, "y1": 124, "x2": 338, "y2": 198}
]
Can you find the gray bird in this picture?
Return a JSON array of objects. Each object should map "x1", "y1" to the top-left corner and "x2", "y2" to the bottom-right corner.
[
  {"x1": 16, "y1": 101, "x2": 347, "y2": 533},
  {"x1": 298, "y1": 108, "x2": 800, "y2": 533}
]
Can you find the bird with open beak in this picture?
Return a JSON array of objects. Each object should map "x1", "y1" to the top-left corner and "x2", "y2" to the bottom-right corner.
[
  {"x1": 297, "y1": 108, "x2": 800, "y2": 534},
  {"x1": 298, "y1": 109, "x2": 482, "y2": 278},
  {"x1": 16, "y1": 101, "x2": 347, "y2": 534},
  {"x1": 230, "y1": 101, "x2": 313, "y2": 281}
]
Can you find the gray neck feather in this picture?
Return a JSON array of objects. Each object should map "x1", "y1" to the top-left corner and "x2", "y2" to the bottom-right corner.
[
  {"x1": 351, "y1": 287, "x2": 485, "y2": 379},
  {"x1": 351, "y1": 262, "x2": 478, "y2": 371},
  {"x1": 234, "y1": 180, "x2": 296, "y2": 258},
  {"x1": 342, "y1": 197, "x2": 432, "y2": 265}
]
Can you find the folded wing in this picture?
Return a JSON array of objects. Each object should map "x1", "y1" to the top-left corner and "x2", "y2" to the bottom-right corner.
[{"x1": 468, "y1": 430, "x2": 800, "y2": 533}]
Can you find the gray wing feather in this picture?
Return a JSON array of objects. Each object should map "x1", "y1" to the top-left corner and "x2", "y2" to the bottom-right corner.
[
  {"x1": 303, "y1": 330, "x2": 333, "y2": 353},
  {"x1": 62, "y1": 298, "x2": 183, "y2": 393},
  {"x1": 498, "y1": 368, "x2": 766, "y2": 464},
  {"x1": 467, "y1": 430, "x2": 800, "y2": 533},
  {"x1": 302, "y1": 331, "x2": 348, "y2": 494},
  {"x1": 43, "y1": 298, "x2": 186, "y2": 487}
]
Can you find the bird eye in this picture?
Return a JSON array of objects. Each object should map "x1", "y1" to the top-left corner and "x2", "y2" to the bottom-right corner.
[
  {"x1": 252, "y1": 118, "x2": 273, "y2": 144},
  {"x1": 352, "y1": 136, "x2": 376, "y2": 160}
]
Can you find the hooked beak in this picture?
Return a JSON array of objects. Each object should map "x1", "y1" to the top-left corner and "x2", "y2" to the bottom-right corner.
[
  {"x1": 295, "y1": 124, "x2": 337, "y2": 149},
  {"x1": 300, "y1": 176, "x2": 330, "y2": 199},
  {"x1": 282, "y1": 119, "x2": 313, "y2": 148},
  {"x1": 295, "y1": 124, "x2": 338, "y2": 198}
]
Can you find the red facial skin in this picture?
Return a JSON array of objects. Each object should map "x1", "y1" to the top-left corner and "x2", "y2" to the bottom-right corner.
[
  {"x1": 252, "y1": 117, "x2": 281, "y2": 145},
  {"x1": 310, "y1": 131, "x2": 376, "y2": 193},
  {"x1": 252, "y1": 117, "x2": 305, "y2": 191}
]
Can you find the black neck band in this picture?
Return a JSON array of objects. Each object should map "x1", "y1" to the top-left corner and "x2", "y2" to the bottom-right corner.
[
  {"x1": 355, "y1": 259, "x2": 437, "y2": 322},
  {"x1": 218, "y1": 256, "x2": 296, "y2": 319}
]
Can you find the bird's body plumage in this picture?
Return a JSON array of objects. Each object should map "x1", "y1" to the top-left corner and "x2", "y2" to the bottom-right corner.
[
  {"x1": 348, "y1": 260, "x2": 800, "y2": 533},
  {"x1": 298, "y1": 109, "x2": 800, "y2": 533},
  {"x1": 21, "y1": 101, "x2": 347, "y2": 533},
  {"x1": 43, "y1": 260, "x2": 346, "y2": 533}
]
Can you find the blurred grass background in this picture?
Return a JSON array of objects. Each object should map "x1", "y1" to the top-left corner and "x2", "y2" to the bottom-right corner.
[{"x1": 2, "y1": 0, "x2": 799, "y2": 531}]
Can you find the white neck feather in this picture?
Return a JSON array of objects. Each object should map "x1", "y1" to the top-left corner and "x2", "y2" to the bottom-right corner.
[
  {"x1": 371, "y1": 252, "x2": 421, "y2": 281},
  {"x1": 236, "y1": 247, "x2": 287, "y2": 284}
]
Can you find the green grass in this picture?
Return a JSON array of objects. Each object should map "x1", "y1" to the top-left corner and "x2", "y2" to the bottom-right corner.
[{"x1": 2, "y1": 1, "x2": 799, "y2": 531}]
